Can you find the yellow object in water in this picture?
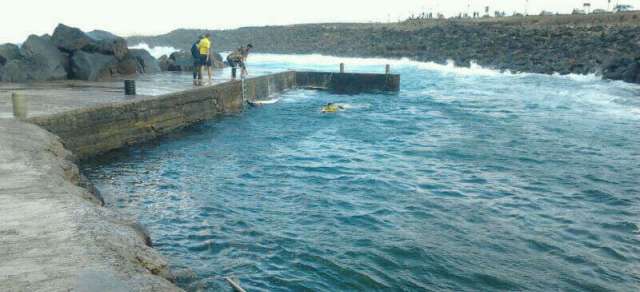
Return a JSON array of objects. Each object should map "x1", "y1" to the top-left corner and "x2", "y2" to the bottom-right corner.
[{"x1": 321, "y1": 103, "x2": 342, "y2": 113}]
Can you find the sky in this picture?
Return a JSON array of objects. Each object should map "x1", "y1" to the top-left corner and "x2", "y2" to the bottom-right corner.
[{"x1": 1, "y1": 0, "x2": 638, "y2": 43}]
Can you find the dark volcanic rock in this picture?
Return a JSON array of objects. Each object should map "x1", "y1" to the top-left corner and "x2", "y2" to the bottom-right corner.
[
  {"x1": 168, "y1": 51, "x2": 193, "y2": 71},
  {"x1": 0, "y1": 44, "x2": 22, "y2": 65},
  {"x1": 71, "y1": 51, "x2": 117, "y2": 81},
  {"x1": 0, "y1": 60, "x2": 30, "y2": 82},
  {"x1": 117, "y1": 56, "x2": 141, "y2": 75},
  {"x1": 164, "y1": 51, "x2": 224, "y2": 71},
  {"x1": 52, "y1": 24, "x2": 128, "y2": 60},
  {"x1": 0, "y1": 59, "x2": 62, "y2": 82},
  {"x1": 51, "y1": 23, "x2": 95, "y2": 52},
  {"x1": 94, "y1": 38, "x2": 129, "y2": 60},
  {"x1": 128, "y1": 49, "x2": 161, "y2": 73},
  {"x1": 19, "y1": 35, "x2": 68, "y2": 80},
  {"x1": 158, "y1": 55, "x2": 170, "y2": 71},
  {"x1": 602, "y1": 57, "x2": 640, "y2": 83},
  {"x1": 87, "y1": 30, "x2": 121, "y2": 41},
  {"x1": 85, "y1": 28, "x2": 129, "y2": 60}
]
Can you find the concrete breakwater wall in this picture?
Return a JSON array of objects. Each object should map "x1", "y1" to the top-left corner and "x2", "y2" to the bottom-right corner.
[
  {"x1": 28, "y1": 71, "x2": 296, "y2": 159},
  {"x1": 296, "y1": 71, "x2": 400, "y2": 93},
  {"x1": 27, "y1": 71, "x2": 399, "y2": 159}
]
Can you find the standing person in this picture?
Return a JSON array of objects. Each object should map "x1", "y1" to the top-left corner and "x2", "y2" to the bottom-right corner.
[
  {"x1": 190, "y1": 35, "x2": 204, "y2": 86},
  {"x1": 226, "y1": 44, "x2": 253, "y2": 80},
  {"x1": 196, "y1": 33, "x2": 212, "y2": 86}
]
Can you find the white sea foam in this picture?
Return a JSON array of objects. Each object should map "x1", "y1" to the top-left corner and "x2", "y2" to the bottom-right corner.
[
  {"x1": 552, "y1": 72, "x2": 602, "y2": 82},
  {"x1": 244, "y1": 53, "x2": 608, "y2": 80},
  {"x1": 129, "y1": 43, "x2": 178, "y2": 59}
]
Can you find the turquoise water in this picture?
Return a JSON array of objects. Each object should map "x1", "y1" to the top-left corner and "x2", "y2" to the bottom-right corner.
[{"x1": 82, "y1": 54, "x2": 640, "y2": 291}]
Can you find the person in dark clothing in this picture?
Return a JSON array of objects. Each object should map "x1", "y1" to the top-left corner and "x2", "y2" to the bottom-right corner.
[
  {"x1": 226, "y1": 44, "x2": 253, "y2": 80},
  {"x1": 191, "y1": 35, "x2": 204, "y2": 85}
]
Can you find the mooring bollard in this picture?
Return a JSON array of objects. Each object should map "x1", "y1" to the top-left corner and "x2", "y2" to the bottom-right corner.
[
  {"x1": 11, "y1": 92, "x2": 27, "y2": 119},
  {"x1": 385, "y1": 64, "x2": 391, "y2": 74},
  {"x1": 124, "y1": 80, "x2": 136, "y2": 96},
  {"x1": 340, "y1": 63, "x2": 345, "y2": 73}
]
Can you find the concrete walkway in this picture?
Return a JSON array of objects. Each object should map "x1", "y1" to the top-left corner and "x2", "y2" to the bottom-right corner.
[
  {"x1": 0, "y1": 77, "x2": 230, "y2": 119},
  {"x1": 0, "y1": 119, "x2": 181, "y2": 291}
]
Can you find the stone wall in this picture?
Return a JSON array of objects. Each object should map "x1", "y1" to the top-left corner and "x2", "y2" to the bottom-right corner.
[
  {"x1": 296, "y1": 72, "x2": 400, "y2": 93},
  {"x1": 29, "y1": 71, "x2": 296, "y2": 159},
  {"x1": 27, "y1": 70, "x2": 398, "y2": 159}
]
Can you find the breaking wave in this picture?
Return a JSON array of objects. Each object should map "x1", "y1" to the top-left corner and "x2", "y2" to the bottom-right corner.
[
  {"x1": 129, "y1": 43, "x2": 178, "y2": 58},
  {"x1": 246, "y1": 53, "x2": 606, "y2": 80}
]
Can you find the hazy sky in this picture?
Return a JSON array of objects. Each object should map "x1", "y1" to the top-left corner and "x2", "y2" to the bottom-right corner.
[{"x1": 2, "y1": 0, "x2": 638, "y2": 43}]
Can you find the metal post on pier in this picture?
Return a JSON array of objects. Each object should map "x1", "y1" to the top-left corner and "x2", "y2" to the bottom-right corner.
[
  {"x1": 124, "y1": 80, "x2": 136, "y2": 96},
  {"x1": 385, "y1": 64, "x2": 391, "y2": 75},
  {"x1": 340, "y1": 63, "x2": 345, "y2": 73},
  {"x1": 11, "y1": 92, "x2": 27, "y2": 119}
]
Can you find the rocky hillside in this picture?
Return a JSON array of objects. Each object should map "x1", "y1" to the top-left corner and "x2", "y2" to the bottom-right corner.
[
  {"x1": 128, "y1": 12, "x2": 640, "y2": 84},
  {"x1": 0, "y1": 24, "x2": 160, "y2": 82}
]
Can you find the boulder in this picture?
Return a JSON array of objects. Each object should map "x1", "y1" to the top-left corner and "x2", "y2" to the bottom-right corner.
[
  {"x1": 158, "y1": 55, "x2": 170, "y2": 71},
  {"x1": 168, "y1": 51, "x2": 194, "y2": 71},
  {"x1": 117, "y1": 56, "x2": 142, "y2": 75},
  {"x1": 86, "y1": 30, "x2": 121, "y2": 41},
  {"x1": 51, "y1": 23, "x2": 95, "y2": 52},
  {"x1": 626, "y1": 60, "x2": 640, "y2": 84},
  {"x1": 165, "y1": 51, "x2": 224, "y2": 71},
  {"x1": 19, "y1": 35, "x2": 68, "y2": 80},
  {"x1": 0, "y1": 43, "x2": 22, "y2": 65},
  {"x1": 71, "y1": 51, "x2": 117, "y2": 81},
  {"x1": 94, "y1": 38, "x2": 129, "y2": 60},
  {"x1": 1, "y1": 60, "x2": 32, "y2": 82},
  {"x1": 86, "y1": 29, "x2": 129, "y2": 60},
  {"x1": 128, "y1": 49, "x2": 161, "y2": 73},
  {"x1": 51, "y1": 24, "x2": 128, "y2": 60},
  {"x1": 602, "y1": 57, "x2": 640, "y2": 83}
]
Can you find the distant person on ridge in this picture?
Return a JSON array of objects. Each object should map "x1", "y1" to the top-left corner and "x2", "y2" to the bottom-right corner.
[
  {"x1": 191, "y1": 35, "x2": 204, "y2": 85},
  {"x1": 196, "y1": 33, "x2": 212, "y2": 85},
  {"x1": 226, "y1": 44, "x2": 253, "y2": 80}
]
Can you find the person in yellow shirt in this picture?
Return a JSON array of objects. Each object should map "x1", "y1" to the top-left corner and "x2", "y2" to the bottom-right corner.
[{"x1": 196, "y1": 33, "x2": 212, "y2": 85}]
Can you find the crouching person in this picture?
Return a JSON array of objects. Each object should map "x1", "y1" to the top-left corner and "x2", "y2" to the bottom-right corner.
[{"x1": 226, "y1": 44, "x2": 253, "y2": 80}]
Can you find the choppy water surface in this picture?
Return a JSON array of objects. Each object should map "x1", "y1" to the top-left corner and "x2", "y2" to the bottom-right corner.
[{"x1": 82, "y1": 54, "x2": 640, "y2": 291}]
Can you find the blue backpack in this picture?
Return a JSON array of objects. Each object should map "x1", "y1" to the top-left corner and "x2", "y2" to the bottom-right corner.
[{"x1": 191, "y1": 41, "x2": 199, "y2": 58}]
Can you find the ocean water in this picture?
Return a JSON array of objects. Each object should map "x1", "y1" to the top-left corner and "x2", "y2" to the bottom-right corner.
[{"x1": 82, "y1": 54, "x2": 640, "y2": 291}]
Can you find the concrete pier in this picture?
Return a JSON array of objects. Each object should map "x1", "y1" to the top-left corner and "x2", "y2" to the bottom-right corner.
[
  {"x1": 296, "y1": 71, "x2": 400, "y2": 93},
  {"x1": 22, "y1": 70, "x2": 398, "y2": 159},
  {"x1": 0, "y1": 69, "x2": 400, "y2": 291},
  {"x1": 0, "y1": 119, "x2": 180, "y2": 292}
]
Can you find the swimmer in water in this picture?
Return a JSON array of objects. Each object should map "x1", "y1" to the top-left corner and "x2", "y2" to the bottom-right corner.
[{"x1": 321, "y1": 103, "x2": 344, "y2": 113}]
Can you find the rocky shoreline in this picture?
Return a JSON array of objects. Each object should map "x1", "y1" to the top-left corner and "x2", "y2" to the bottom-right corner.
[
  {"x1": 128, "y1": 12, "x2": 640, "y2": 84},
  {"x1": 0, "y1": 119, "x2": 182, "y2": 291}
]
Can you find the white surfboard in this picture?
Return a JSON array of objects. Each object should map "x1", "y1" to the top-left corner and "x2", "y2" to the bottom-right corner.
[{"x1": 248, "y1": 98, "x2": 280, "y2": 106}]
